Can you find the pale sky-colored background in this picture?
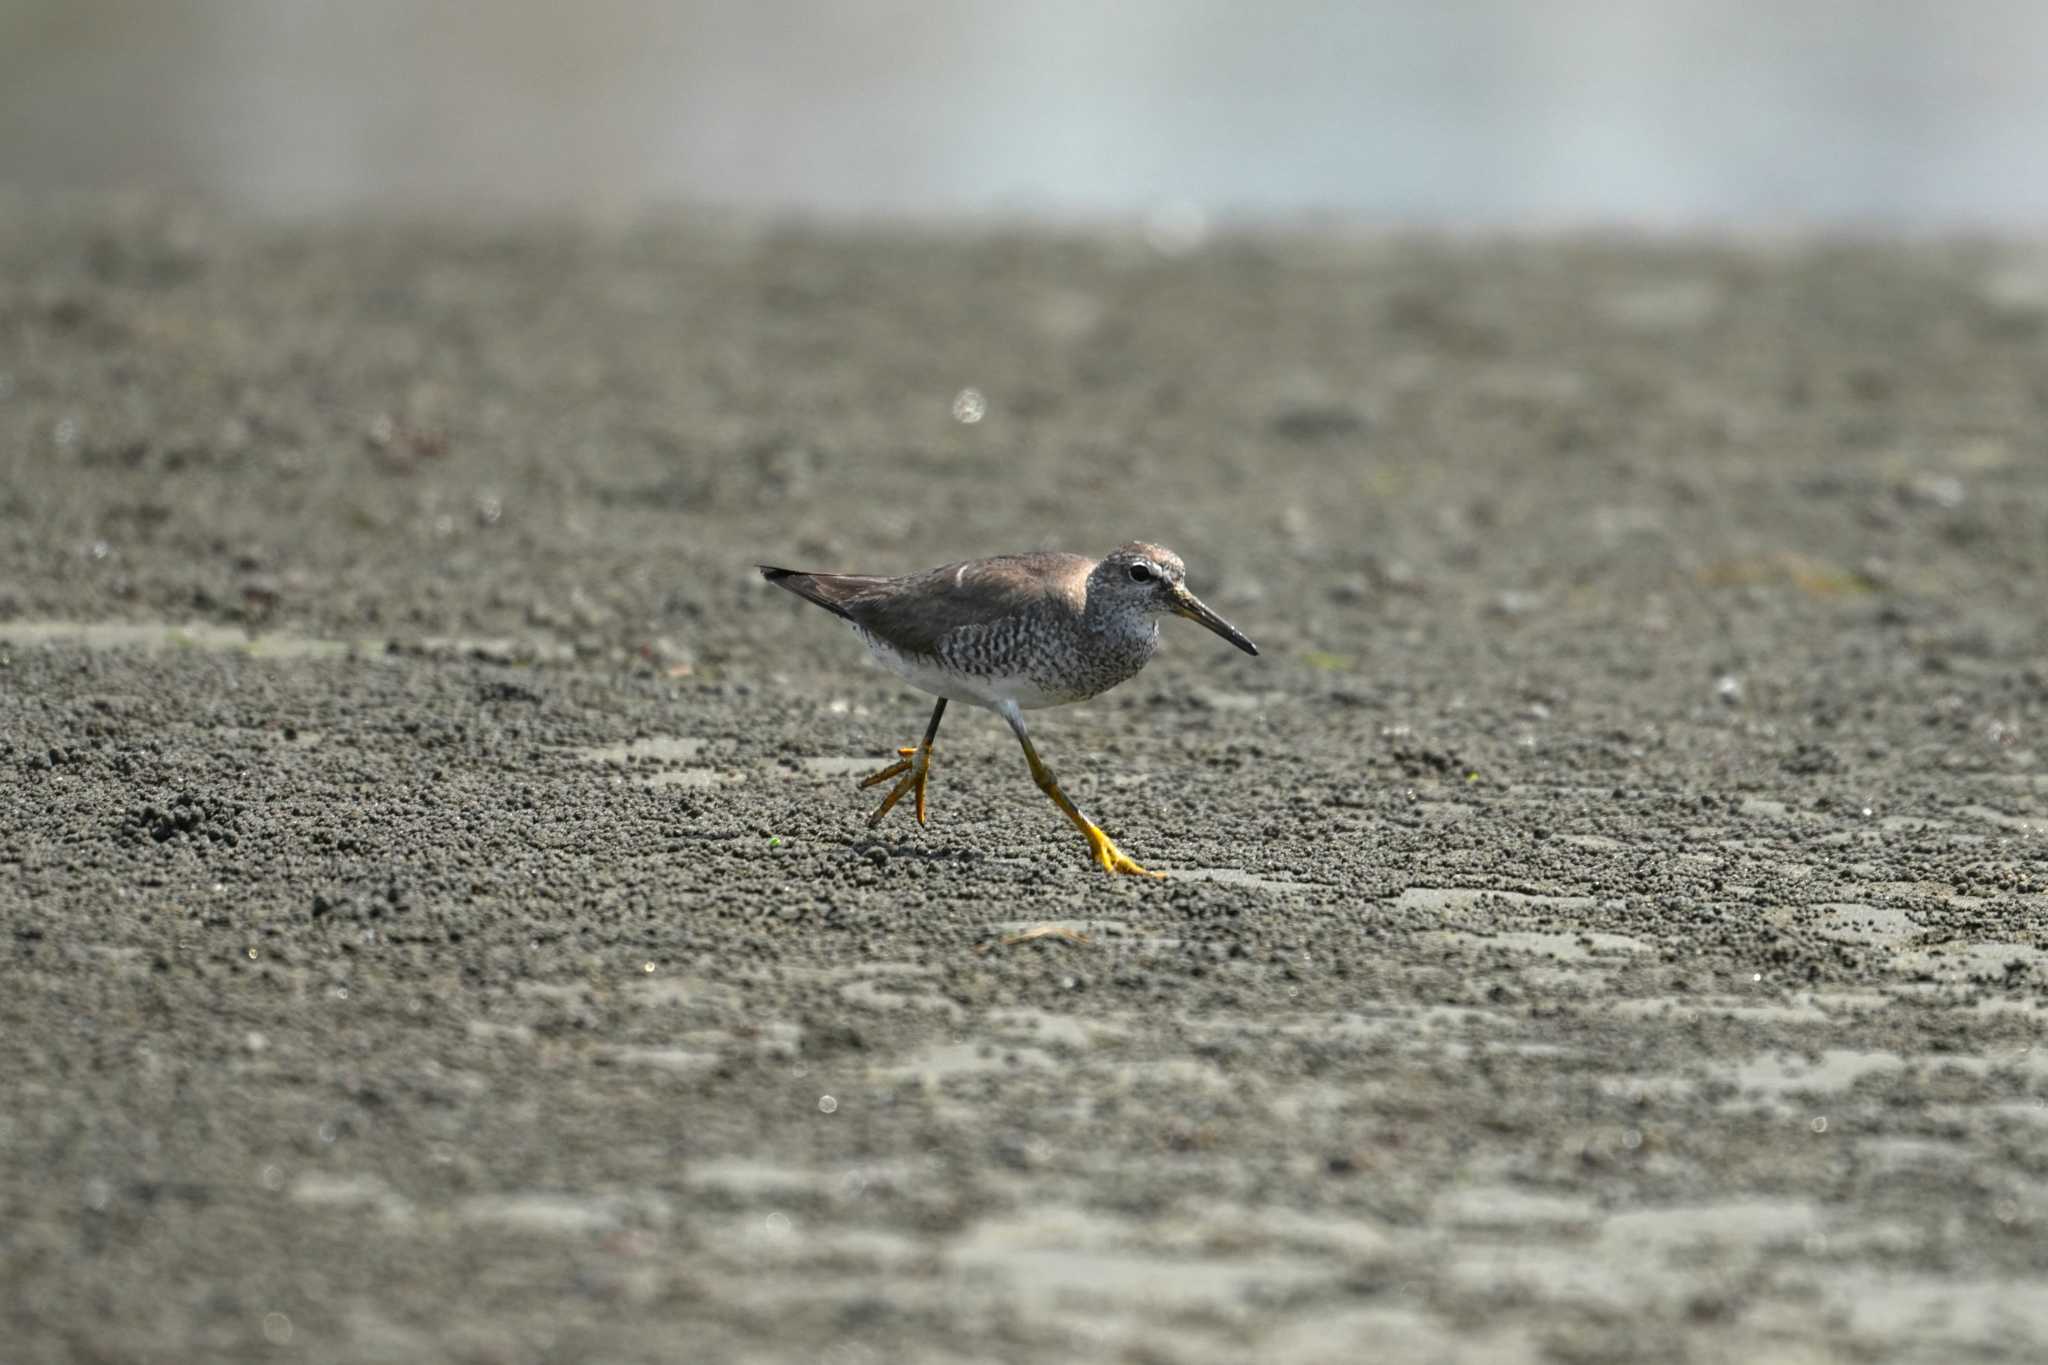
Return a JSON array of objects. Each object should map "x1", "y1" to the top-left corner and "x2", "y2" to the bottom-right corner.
[{"x1": 4, "y1": 0, "x2": 2047, "y2": 226}]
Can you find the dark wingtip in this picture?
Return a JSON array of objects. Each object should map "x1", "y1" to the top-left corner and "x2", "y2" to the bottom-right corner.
[
  {"x1": 1242, "y1": 639, "x2": 1260, "y2": 657},
  {"x1": 758, "y1": 564, "x2": 859, "y2": 623}
]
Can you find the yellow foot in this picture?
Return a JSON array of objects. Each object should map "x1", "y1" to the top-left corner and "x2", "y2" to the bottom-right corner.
[
  {"x1": 1082, "y1": 820, "x2": 1167, "y2": 878},
  {"x1": 859, "y1": 744, "x2": 934, "y2": 827}
]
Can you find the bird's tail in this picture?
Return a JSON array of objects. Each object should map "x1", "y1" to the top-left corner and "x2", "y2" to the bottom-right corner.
[{"x1": 759, "y1": 564, "x2": 861, "y2": 622}]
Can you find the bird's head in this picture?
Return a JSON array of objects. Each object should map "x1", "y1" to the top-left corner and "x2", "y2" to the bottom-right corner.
[{"x1": 1092, "y1": 542, "x2": 1258, "y2": 656}]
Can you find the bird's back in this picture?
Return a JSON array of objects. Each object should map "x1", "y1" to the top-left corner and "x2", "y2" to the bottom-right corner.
[
  {"x1": 763, "y1": 552, "x2": 1090, "y2": 657},
  {"x1": 762, "y1": 552, "x2": 1152, "y2": 708}
]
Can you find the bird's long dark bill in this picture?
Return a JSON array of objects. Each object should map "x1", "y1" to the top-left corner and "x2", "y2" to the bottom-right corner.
[{"x1": 1172, "y1": 589, "x2": 1259, "y2": 656}]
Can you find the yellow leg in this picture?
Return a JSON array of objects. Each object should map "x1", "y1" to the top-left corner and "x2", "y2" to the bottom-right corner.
[
  {"x1": 858, "y1": 698, "x2": 945, "y2": 828},
  {"x1": 1010, "y1": 718, "x2": 1165, "y2": 878}
]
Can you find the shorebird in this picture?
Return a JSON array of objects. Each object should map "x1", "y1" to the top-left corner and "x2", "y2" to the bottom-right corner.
[{"x1": 761, "y1": 542, "x2": 1258, "y2": 877}]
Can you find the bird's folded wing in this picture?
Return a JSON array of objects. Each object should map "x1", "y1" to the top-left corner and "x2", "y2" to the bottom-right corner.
[{"x1": 837, "y1": 552, "x2": 1093, "y2": 658}]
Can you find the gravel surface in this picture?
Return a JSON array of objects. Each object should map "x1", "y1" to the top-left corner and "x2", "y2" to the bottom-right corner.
[{"x1": 4, "y1": 202, "x2": 2047, "y2": 1363}]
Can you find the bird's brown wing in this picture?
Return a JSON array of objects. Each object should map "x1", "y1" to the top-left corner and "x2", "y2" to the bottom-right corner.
[{"x1": 761, "y1": 552, "x2": 1091, "y2": 658}]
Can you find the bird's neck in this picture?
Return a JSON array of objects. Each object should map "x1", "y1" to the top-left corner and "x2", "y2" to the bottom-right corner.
[{"x1": 1084, "y1": 600, "x2": 1160, "y2": 656}]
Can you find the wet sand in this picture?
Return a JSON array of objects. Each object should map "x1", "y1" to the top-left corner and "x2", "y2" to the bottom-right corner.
[{"x1": 4, "y1": 203, "x2": 2047, "y2": 1362}]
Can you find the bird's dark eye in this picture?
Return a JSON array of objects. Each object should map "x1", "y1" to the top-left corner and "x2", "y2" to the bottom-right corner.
[{"x1": 1128, "y1": 563, "x2": 1154, "y2": 583}]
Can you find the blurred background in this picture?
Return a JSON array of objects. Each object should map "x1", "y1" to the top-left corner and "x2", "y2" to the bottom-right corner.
[{"x1": 5, "y1": 0, "x2": 2048, "y2": 229}]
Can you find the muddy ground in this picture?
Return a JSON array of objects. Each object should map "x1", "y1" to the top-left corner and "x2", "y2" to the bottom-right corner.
[{"x1": 3, "y1": 202, "x2": 2047, "y2": 1363}]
